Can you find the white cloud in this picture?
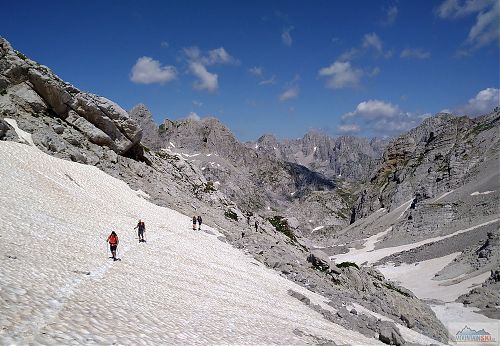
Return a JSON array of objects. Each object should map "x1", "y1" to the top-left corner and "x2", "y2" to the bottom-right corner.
[
  {"x1": 343, "y1": 100, "x2": 400, "y2": 120},
  {"x1": 184, "y1": 46, "x2": 201, "y2": 60},
  {"x1": 202, "y1": 47, "x2": 239, "y2": 65},
  {"x1": 456, "y1": 87, "x2": 500, "y2": 115},
  {"x1": 259, "y1": 75, "x2": 277, "y2": 85},
  {"x1": 401, "y1": 48, "x2": 432, "y2": 59},
  {"x1": 282, "y1": 26, "x2": 294, "y2": 46},
  {"x1": 338, "y1": 99, "x2": 423, "y2": 137},
  {"x1": 249, "y1": 67, "x2": 276, "y2": 85},
  {"x1": 362, "y1": 33, "x2": 384, "y2": 54},
  {"x1": 192, "y1": 100, "x2": 203, "y2": 107},
  {"x1": 279, "y1": 86, "x2": 299, "y2": 102},
  {"x1": 183, "y1": 46, "x2": 238, "y2": 93},
  {"x1": 185, "y1": 112, "x2": 201, "y2": 121},
  {"x1": 249, "y1": 66, "x2": 263, "y2": 77},
  {"x1": 338, "y1": 124, "x2": 361, "y2": 133},
  {"x1": 436, "y1": 0, "x2": 492, "y2": 18},
  {"x1": 130, "y1": 57, "x2": 177, "y2": 84},
  {"x1": 318, "y1": 61, "x2": 363, "y2": 89},
  {"x1": 160, "y1": 41, "x2": 169, "y2": 48},
  {"x1": 382, "y1": 5, "x2": 399, "y2": 25},
  {"x1": 338, "y1": 48, "x2": 360, "y2": 61},
  {"x1": 189, "y1": 62, "x2": 218, "y2": 93},
  {"x1": 436, "y1": 0, "x2": 499, "y2": 52}
]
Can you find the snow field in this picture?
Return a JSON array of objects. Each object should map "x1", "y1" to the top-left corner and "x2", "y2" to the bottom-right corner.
[{"x1": 0, "y1": 142, "x2": 382, "y2": 345}]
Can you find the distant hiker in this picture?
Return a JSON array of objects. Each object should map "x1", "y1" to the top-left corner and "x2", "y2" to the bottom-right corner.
[
  {"x1": 247, "y1": 215, "x2": 250, "y2": 225},
  {"x1": 254, "y1": 220, "x2": 259, "y2": 231},
  {"x1": 197, "y1": 215, "x2": 203, "y2": 230},
  {"x1": 107, "y1": 231, "x2": 119, "y2": 261},
  {"x1": 192, "y1": 216, "x2": 197, "y2": 230},
  {"x1": 134, "y1": 219, "x2": 146, "y2": 242}
]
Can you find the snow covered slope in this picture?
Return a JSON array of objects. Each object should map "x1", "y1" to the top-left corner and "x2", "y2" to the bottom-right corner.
[{"x1": 0, "y1": 141, "x2": 385, "y2": 345}]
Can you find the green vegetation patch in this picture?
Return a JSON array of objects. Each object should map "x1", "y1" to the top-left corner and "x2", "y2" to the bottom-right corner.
[
  {"x1": 268, "y1": 216, "x2": 296, "y2": 242},
  {"x1": 15, "y1": 51, "x2": 27, "y2": 60},
  {"x1": 383, "y1": 282, "x2": 412, "y2": 297},
  {"x1": 224, "y1": 209, "x2": 238, "y2": 221},
  {"x1": 156, "y1": 151, "x2": 180, "y2": 161},
  {"x1": 336, "y1": 261, "x2": 359, "y2": 270},
  {"x1": 203, "y1": 181, "x2": 216, "y2": 193}
]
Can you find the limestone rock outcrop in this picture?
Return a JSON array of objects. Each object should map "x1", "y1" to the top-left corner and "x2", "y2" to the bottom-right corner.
[{"x1": 0, "y1": 37, "x2": 142, "y2": 155}]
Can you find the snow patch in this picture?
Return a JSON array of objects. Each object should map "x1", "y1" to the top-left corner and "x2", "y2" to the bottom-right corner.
[
  {"x1": 433, "y1": 190, "x2": 454, "y2": 202},
  {"x1": 312, "y1": 226, "x2": 324, "y2": 232},
  {"x1": 396, "y1": 199, "x2": 413, "y2": 220},
  {"x1": 470, "y1": 191, "x2": 495, "y2": 196},
  {"x1": 169, "y1": 141, "x2": 175, "y2": 148},
  {"x1": 332, "y1": 219, "x2": 499, "y2": 265},
  {"x1": 4, "y1": 118, "x2": 37, "y2": 147},
  {"x1": 377, "y1": 254, "x2": 491, "y2": 302},
  {"x1": 0, "y1": 141, "x2": 383, "y2": 345}
]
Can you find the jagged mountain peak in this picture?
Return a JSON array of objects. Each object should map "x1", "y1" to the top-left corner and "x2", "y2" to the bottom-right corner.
[{"x1": 129, "y1": 103, "x2": 153, "y2": 118}]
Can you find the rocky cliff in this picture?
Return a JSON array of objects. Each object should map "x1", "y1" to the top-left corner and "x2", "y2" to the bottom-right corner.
[
  {"x1": 251, "y1": 131, "x2": 387, "y2": 181},
  {"x1": 351, "y1": 111, "x2": 500, "y2": 222}
]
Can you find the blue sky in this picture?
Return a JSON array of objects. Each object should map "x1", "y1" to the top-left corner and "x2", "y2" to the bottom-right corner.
[{"x1": 2, "y1": 0, "x2": 499, "y2": 140}]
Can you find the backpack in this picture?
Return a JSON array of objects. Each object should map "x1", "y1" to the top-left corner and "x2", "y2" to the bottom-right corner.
[{"x1": 109, "y1": 234, "x2": 118, "y2": 245}]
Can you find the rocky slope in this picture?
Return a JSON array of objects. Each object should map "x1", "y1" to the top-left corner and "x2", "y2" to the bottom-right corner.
[
  {"x1": 458, "y1": 269, "x2": 500, "y2": 319},
  {"x1": 128, "y1": 107, "x2": 353, "y2": 231},
  {"x1": 250, "y1": 131, "x2": 386, "y2": 181},
  {"x1": 0, "y1": 36, "x2": 451, "y2": 343},
  {"x1": 351, "y1": 111, "x2": 500, "y2": 222}
]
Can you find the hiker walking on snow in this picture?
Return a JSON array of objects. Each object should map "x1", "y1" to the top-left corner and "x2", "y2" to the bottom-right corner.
[
  {"x1": 134, "y1": 219, "x2": 146, "y2": 242},
  {"x1": 197, "y1": 215, "x2": 203, "y2": 230},
  {"x1": 192, "y1": 216, "x2": 197, "y2": 230},
  {"x1": 254, "y1": 220, "x2": 259, "y2": 231},
  {"x1": 107, "y1": 231, "x2": 119, "y2": 261}
]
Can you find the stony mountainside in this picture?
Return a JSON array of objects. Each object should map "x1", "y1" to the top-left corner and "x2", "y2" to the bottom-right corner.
[
  {"x1": 0, "y1": 36, "x2": 450, "y2": 343},
  {"x1": 352, "y1": 112, "x2": 500, "y2": 221},
  {"x1": 250, "y1": 131, "x2": 387, "y2": 181},
  {"x1": 458, "y1": 269, "x2": 500, "y2": 319},
  {"x1": 128, "y1": 108, "x2": 352, "y2": 228}
]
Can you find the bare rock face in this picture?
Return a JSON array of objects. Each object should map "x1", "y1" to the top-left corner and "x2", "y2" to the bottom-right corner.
[
  {"x1": 0, "y1": 37, "x2": 141, "y2": 155},
  {"x1": 378, "y1": 321, "x2": 405, "y2": 345},
  {"x1": 251, "y1": 131, "x2": 386, "y2": 181},
  {"x1": 458, "y1": 269, "x2": 500, "y2": 319},
  {"x1": 128, "y1": 103, "x2": 162, "y2": 150},
  {"x1": 351, "y1": 111, "x2": 500, "y2": 222}
]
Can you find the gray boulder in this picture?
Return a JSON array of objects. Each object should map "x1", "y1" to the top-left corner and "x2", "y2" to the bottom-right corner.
[{"x1": 378, "y1": 321, "x2": 405, "y2": 345}]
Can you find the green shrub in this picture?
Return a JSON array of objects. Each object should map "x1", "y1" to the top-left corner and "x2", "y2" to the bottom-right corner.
[
  {"x1": 268, "y1": 216, "x2": 296, "y2": 242},
  {"x1": 15, "y1": 51, "x2": 27, "y2": 60},
  {"x1": 224, "y1": 209, "x2": 238, "y2": 221},
  {"x1": 203, "y1": 181, "x2": 216, "y2": 193},
  {"x1": 0, "y1": 89, "x2": 6, "y2": 96},
  {"x1": 336, "y1": 261, "x2": 359, "y2": 270},
  {"x1": 383, "y1": 282, "x2": 412, "y2": 297},
  {"x1": 156, "y1": 151, "x2": 179, "y2": 161}
]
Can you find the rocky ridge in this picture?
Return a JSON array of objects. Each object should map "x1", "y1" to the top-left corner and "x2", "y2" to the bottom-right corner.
[{"x1": 250, "y1": 131, "x2": 387, "y2": 181}]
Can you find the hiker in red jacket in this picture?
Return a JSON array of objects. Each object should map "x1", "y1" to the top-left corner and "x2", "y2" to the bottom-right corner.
[{"x1": 107, "y1": 231, "x2": 119, "y2": 261}]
